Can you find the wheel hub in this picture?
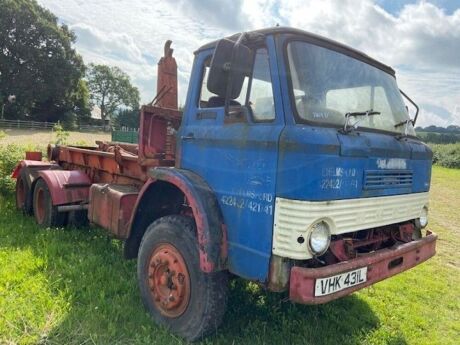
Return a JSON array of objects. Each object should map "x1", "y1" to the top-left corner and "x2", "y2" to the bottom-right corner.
[{"x1": 148, "y1": 244, "x2": 190, "y2": 318}]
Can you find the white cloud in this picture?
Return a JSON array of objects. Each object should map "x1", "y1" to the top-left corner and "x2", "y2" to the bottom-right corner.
[
  {"x1": 244, "y1": 0, "x2": 460, "y2": 126},
  {"x1": 38, "y1": 0, "x2": 460, "y2": 126},
  {"x1": 168, "y1": 0, "x2": 248, "y2": 30}
]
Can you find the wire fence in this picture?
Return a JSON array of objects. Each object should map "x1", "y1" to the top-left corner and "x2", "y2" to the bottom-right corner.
[
  {"x1": 78, "y1": 124, "x2": 107, "y2": 132},
  {"x1": 0, "y1": 119, "x2": 108, "y2": 132},
  {"x1": 0, "y1": 119, "x2": 55, "y2": 130}
]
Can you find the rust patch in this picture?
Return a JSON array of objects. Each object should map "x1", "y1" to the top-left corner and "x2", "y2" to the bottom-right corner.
[
  {"x1": 146, "y1": 168, "x2": 226, "y2": 273},
  {"x1": 88, "y1": 184, "x2": 140, "y2": 239},
  {"x1": 148, "y1": 243, "x2": 191, "y2": 318},
  {"x1": 25, "y1": 151, "x2": 42, "y2": 161}
]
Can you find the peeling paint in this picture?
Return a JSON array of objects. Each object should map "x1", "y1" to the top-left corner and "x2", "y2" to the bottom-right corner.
[
  {"x1": 322, "y1": 167, "x2": 357, "y2": 178},
  {"x1": 377, "y1": 158, "x2": 407, "y2": 170},
  {"x1": 320, "y1": 178, "x2": 358, "y2": 190},
  {"x1": 221, "y1": 189, "x2": 274, "y2": 216}
]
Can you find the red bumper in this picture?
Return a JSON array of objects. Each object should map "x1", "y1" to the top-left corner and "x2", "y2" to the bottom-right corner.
[{"x1": 289, "y1": 232, "x2": 437, "y2": 304}]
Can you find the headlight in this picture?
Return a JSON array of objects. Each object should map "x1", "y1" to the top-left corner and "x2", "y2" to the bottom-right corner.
[
  {"x1": 419, "y1": 206, "x2": 428, "y2": 228},
  {"x1": 308, "y1": 221, "x2": 331, "y2": 256}
]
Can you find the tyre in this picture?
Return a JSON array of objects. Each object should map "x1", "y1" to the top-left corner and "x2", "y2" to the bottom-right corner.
[
  {"x1": 138, "y1": 215, "x2": 228, "y2": 341},
  {"x1": 15, "y1": 170, "x2": 33, "y2": 215},
  {"x1": 33, "y1": 178, "x2": 67, "y2": 227}
]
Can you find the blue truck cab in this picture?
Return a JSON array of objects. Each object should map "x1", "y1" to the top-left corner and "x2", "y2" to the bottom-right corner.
[
  {"x1": 178, "y1": 25, "x2": 435, "y2": 290},
  {"x1": 138, "y1": 27, "x2": 437, "y2": 340}
]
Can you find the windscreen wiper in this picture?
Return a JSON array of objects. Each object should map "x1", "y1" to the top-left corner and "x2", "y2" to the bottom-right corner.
[
  {"x1": 342, "y1": 109, "x2": 381, "y2": 133},
  {"x1": 394, "y1": 119, "x2": 414, "y2": 139},
  {"x1": 347, "y1": 110, "x2": 381, "y2": 117},
  {"x1": 394, "y1": 119, "x2": 413, "y2": 128}
]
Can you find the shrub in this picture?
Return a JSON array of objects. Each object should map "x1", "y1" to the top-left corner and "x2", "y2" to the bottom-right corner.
[
  {"x1": 0, "y1": 143, "x2": 44, "y2": 195},
  {"x1": 430, "y1": 143, "x2": 460, "y2": 169},
  {"x1": 53, "y1": 123, "x2": 69, "y2": 145}
]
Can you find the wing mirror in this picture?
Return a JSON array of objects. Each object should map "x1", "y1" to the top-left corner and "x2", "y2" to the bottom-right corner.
[{"x1": 207, "y1": 35, "x2": 252, "y2": 101}]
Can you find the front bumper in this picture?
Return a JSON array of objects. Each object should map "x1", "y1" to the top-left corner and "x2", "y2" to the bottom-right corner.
[{"x1": 289, "y1": 232, "x2": 437, "y2": 304}]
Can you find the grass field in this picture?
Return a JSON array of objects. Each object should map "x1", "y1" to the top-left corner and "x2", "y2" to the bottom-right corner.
[
  {"x1": 0, "y1": 166, "x2": 459, "y2": 345},
  {"x1": 0, "y1": 129, "x2": 110, "y2": 146}
]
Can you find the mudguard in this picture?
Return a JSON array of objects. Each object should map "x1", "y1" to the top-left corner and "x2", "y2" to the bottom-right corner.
[
  {"x1": 37, "y1": 170, "x2": 91, "y2": 206},
  {"x1": 144, "y1": 167, "x2": 227, "y2": 272},
  {"x1": 11, "y1": 160, "x2": 59, "y2": 187}
]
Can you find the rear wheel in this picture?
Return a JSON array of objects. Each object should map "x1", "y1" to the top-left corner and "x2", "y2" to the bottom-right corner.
[
  {"x1": 138, "y1": 215, "x2": 228, "y2": 341},
  {"x1": 33, "y1": 178, "x2": 67, "y2": 227},
  {"x1": 15, "y1": 170, "x2": 33, "y2": 215}
]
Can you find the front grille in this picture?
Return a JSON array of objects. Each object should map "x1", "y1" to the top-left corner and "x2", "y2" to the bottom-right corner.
[
  {"x1": 364, "y1": 170, "x2": 413, "y2": 190},
  {"x1": 272, "y1": 192, "x2": 429, "y2": 260}
]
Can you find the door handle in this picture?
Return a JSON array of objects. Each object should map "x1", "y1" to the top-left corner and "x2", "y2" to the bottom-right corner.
[{"x1": 181, "y1": 133, "x2": 195, "y2": 140}]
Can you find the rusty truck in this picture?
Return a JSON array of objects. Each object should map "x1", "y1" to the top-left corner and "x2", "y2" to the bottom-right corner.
[{"x1": 12, "y1": 27, "x2": 437, "y2": 341}]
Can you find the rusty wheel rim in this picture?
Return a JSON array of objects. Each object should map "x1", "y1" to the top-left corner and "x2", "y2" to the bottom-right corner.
[
  {"x1": 35, "y1": 187, "x2": 46, "y2": 224},
  {"x1": 148, "y1": 243, "x2": 191, "y2": 318},
  {"x1": 16, "y1": 178, "x2": 25, "y2": 208}
]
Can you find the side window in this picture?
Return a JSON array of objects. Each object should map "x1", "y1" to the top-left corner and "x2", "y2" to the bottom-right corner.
[
  {"x1": 248, "y1": 48, "x2": 275, "y2": 121},
  {"x1": 199, "y1": 57, "x2": 249, "y2": 108},
  {"x1": 198, "y1": 48, "x2": 276, "y2": 122},
  {"x1": 199, "y1": 58, "x2": 217, "y2": 108}
]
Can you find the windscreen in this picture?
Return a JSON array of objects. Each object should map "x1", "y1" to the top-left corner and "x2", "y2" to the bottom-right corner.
[{"x1": 287, "y1": 41, "x2": 415, "y2": 135}]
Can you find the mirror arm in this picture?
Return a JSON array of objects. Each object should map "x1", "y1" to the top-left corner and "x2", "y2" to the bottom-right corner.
[
  {"x1": 224, "y1": 32, "x2": 248, "y2": 116},
  {"x1": 400, "y1": 89, "x2": 419, "y2": 125}
]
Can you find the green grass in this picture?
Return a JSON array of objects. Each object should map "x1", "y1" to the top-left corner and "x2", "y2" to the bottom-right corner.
[{"x1": 0, "y1": 166, "x2": 459, "y2": 344}]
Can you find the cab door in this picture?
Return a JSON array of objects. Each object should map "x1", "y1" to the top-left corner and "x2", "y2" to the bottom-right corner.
[{"x1": 178, "y1": 37, "x2": 284, "y2": 281}]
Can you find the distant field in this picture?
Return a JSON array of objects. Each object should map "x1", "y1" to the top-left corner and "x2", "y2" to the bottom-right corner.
[
  {"x1": 0, "y1": 128, "x2": 110, "y2": 146},
  {"x1": 0, "y1": 164, "x2": 458, "y2": 344},
  {"x1": 417, "y1": 131, "x2": 460, "y2": 144}
]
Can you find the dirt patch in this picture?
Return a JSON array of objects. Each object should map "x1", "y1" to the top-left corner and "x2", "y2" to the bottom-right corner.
[{"x1": 0, "y1": 129, "x2": 110, "y2": 146}]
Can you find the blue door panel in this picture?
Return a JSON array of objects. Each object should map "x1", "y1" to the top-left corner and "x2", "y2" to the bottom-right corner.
[
  {"x1": 180, "y1": 122, "x2": 280, "y2": 280},
  {"x1": 179, "y1": 37, "x2": 284, "y2": 281}
]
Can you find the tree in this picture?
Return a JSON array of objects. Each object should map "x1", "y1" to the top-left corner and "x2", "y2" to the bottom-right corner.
[
  {"x1": 114, "y1": 108, "x2": 140, "y2": 129},
  {"x1": 86, "y1": 64, "x2": 140, "y2": 124},
  {"x1": 72, "y1": 79, "x2": 91, "y2": 123},
  {"x1": 0, "y1": 0, "x2": 87, "y2": 122}
]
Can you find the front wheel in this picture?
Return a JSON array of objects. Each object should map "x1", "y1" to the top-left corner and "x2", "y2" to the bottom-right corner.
[{"x1": 138, "y1": 215, "x2": 228, "y2": 341}]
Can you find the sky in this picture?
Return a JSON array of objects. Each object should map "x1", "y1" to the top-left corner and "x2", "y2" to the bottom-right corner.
[{"x1": 37, "y1": 0, "x2": 460, "y2": 128}]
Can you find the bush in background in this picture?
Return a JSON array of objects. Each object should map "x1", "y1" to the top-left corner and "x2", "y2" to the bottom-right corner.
[
  {"x1": 430, "y1": 143, "x2": 460, "y2": 169},
  {"x1": 418, "y1": 131, "x2": 460, "y2": 144}
]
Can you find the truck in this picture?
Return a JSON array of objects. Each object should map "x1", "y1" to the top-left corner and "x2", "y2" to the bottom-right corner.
[{"x1": 12, "y1": 27, "x2": 437, "y2": 341}]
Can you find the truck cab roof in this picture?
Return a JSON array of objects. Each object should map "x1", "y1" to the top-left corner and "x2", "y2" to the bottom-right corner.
[{"x1": 195, "y1": 26, "x2": 395, "y2": 76}]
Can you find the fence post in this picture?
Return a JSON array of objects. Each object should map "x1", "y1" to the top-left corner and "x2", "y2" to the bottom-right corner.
[{"x1": 17, "y1": 119, "x2": 20, "y2": 128}]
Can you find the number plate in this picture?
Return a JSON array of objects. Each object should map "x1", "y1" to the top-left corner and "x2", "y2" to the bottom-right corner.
[{"x1": 315, "y1": 267, "x2": 368, "y2": 297}]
